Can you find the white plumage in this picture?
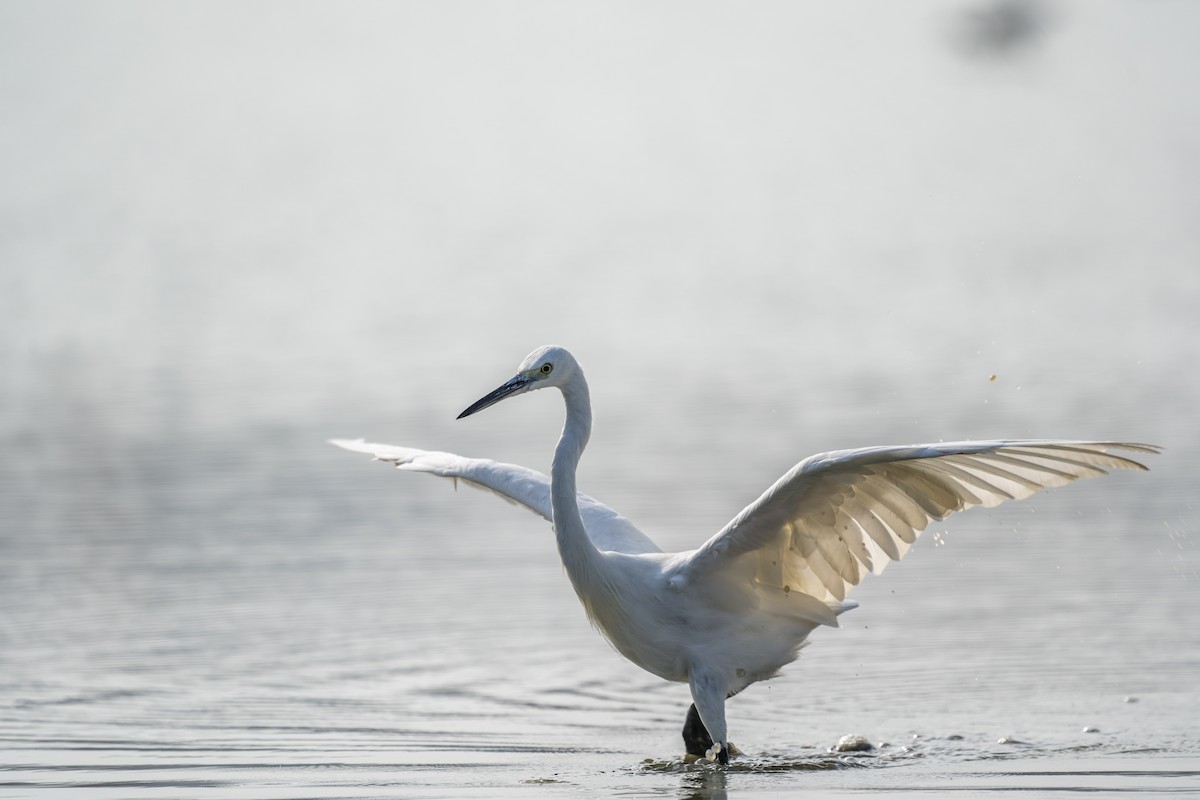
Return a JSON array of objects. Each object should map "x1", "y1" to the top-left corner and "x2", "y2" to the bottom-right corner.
[{"x1": 332, "y1": 345, "x2": 1157, "y2": 764}]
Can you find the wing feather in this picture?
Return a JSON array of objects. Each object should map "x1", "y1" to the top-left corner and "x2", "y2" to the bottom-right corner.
[
  {"x1": 329, "y1": 438, "x2": 662, "y2": 555},
  {"x1": 951, "y1": 454, "x2": 1049, "y2": 494},
  {"x1": 857, "y1": 477, "x2": 924, "y2": 541},
  {"x1": 916, "y1": 459, "x2": 1014, "y2": 505},
  {"x1": 841, "y1": 495, "x2": 900, "y2": 565},
  {"x1": 678, "y1": 440, "x2": 1157, "y2": 609},
  {"x1": 880, "y1": 464, "x2": 966, "y2": 518},
  {"x1": 833, "y1": 505, "x2": 875, "y2": 573}
]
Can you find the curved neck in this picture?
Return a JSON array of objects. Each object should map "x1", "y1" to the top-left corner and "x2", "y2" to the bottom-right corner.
[
  {"x1": 549, "y1": 370, "x2": 633, "y2": 648},
  {"x1": 551, "y1": 371, "x2": 603, "y2": 581}
]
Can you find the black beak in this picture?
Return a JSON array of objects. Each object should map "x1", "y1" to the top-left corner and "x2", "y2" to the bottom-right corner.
[{"x1": 457, "y1": 375, "x2": 533, "y2": 419}]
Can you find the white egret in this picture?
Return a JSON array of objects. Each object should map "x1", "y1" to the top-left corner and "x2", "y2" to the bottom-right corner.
[{"x1": 331, "y1": 345, "x2": 1157, "y2": 764}]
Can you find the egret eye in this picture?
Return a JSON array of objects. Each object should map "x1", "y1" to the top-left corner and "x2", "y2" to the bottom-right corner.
[{"x1": 540, "y1": 363, "x2": 553, "y2": 375}]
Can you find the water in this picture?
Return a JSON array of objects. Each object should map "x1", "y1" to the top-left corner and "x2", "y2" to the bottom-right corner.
[{"x1": 2, "y1": 2, "x2": 1199, "y2": 797}]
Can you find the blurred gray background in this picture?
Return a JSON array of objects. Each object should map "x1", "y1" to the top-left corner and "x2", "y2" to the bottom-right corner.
[
  {"x1": 1, "y1": 1, "x2": 1197, "y2": 796},
  {"x1": 3, "y1": 1, "x2": 1196, "y2": 449}
]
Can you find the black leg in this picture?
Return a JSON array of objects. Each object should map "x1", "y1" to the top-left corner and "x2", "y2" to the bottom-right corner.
[{"x1": 682, "y1": 702, "x2": 714, "y2": 758}]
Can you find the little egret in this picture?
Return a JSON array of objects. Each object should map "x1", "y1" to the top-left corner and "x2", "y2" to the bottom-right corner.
[{"x1": 332, "y1": 345, "x2": 1157, "y2": 764}]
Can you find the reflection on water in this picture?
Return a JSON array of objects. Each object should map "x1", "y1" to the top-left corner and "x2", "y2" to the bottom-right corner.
[{"x1": 2, "y1": 1, "x2": 1199, "y2": 797}]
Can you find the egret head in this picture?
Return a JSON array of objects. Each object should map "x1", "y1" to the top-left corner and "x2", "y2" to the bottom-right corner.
[{"x1": 457, "y1": 345, "x2": 576, "y2": 419}]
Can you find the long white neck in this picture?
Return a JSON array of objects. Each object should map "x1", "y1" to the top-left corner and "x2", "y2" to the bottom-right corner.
[
  {"x1": 549, "y1": 367, "x2": 636, "y2": 656},
  {"x1": 551, "y1": 370, "x2": 606, "y2": 596}
]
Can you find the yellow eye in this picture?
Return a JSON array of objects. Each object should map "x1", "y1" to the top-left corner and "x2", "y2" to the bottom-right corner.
[{"x1": 540, "y1": 363, "x2": 553, "y2": 375}]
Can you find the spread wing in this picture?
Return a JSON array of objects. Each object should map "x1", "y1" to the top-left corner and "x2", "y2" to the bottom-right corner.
[
  {"x1": 678, "y1": 440, "x2": 1158, "y2": 606},
  {"x1": 329, "y1": 438, "x2": 662, "y2": 555}
]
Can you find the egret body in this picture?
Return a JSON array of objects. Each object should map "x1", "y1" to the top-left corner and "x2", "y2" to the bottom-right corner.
[{"x1": 332, "y1": 345, "x2": 1157, "y2": 764}]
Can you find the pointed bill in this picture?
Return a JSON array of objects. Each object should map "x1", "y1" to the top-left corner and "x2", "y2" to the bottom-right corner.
[{"x1": 457, "y1": 374, "x2": 534, "y2": 419}]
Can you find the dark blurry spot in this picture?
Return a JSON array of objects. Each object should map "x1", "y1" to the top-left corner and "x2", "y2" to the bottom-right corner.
[{"x1": 949, "y1": 0, "x2": 1054, "y2": 60}]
